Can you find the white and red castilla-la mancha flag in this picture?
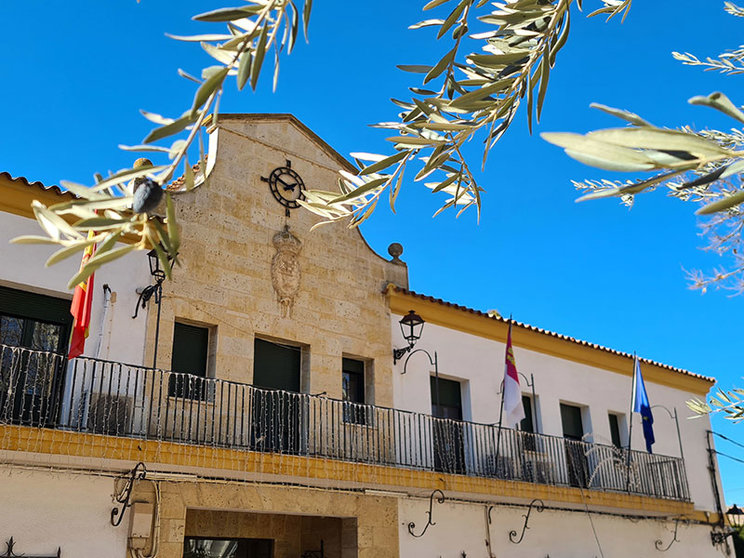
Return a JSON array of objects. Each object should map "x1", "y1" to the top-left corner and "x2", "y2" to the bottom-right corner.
[{"x1": 503, "y1": 322, "x2": 525, "y2": 428}]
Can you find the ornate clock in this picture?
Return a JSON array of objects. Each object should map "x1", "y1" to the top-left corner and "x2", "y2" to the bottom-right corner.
[{"x1": 261, "y1": 159, "x2": 305, "y2": 212}]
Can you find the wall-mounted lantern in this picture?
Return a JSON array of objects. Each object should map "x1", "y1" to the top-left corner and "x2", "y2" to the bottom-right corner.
[
  {"x1": 147, "y1": 249, "x2": 167, "y2": 281},
  {"x1": 393, "y1": 310, "x2": 425, "y2": 363},
  {"x1": 711, "y1": 503, "x2": 744, "y2": 545}
]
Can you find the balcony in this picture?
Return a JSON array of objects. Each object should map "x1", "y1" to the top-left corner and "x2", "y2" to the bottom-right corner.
[{"x1": 0, "y1": 344, "x2": 690, "y2": 501}]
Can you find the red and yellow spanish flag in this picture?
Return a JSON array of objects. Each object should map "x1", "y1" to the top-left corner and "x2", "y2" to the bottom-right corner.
[{"x1": 68, "y1": 233, "x2": 96, "y2": 359}]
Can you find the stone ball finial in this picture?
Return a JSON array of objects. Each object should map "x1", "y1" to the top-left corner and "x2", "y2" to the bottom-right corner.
[
  {"x1": 388, "y1": 242, "x2": 404, "y2": 263},
  {"x1": 132, "y1": 158, "x2": 155, "y2": 190}
]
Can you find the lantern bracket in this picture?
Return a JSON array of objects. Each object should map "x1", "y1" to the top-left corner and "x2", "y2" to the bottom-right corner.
[
  {"x1": 655, "y1": 518, "x2": 681, "y2": 552},
  {"x1": 407, "y1": 490, "x2": 445, "y2": 538},
  {"x1": 509, "y1": 499, "x2": 544, "y2": 544},
  {"x1": 111, "y1": 462, "x2": 147, "y2": 527}
]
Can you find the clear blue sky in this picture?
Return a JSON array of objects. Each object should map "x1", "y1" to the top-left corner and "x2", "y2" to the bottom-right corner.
[{"x1": 2, "y1": 1, "x2": 743, "y2": 504}]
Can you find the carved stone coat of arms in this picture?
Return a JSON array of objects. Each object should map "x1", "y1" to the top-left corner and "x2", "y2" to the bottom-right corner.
[{"x1": 271, "y1": 226, "x2": 302, "y2": 317}]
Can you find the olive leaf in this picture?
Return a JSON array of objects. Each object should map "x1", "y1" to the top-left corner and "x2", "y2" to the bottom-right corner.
[
  {"x1": 306, "y1": 0, "x2": 624, "y2": 227},
  {"x1": 26, "y1": 0, "x2": 313, "y2": 287}
]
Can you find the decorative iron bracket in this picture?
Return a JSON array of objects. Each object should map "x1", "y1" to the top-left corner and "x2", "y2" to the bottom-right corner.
[
  {"x1": 1, "y1": 538, "x2": 60, "y2": 558},
  {"x1": 393, "y1": 345, "x2": 412, "y2": 364},
  {"x1": 655, "y1": 518, "x2": 681, "y2": 552},
  {"x1": 132, "y1": 282, "x2": 162, "y2": 319},
  {"x1": 401, "y1": 348, "x2": 435, "y2": 375},
  {"x1": 407, "y1": 489, "x2": 445, "y2": 538},
  {"x1": 710, "y1": 528, "x2": 738, "y2": 546},
  {"x1": 509, "y1": 499, "x2": 544, "y2": 544},
  {"x1": 111, "y1": 462, "x2": 147, "y2": 527}
]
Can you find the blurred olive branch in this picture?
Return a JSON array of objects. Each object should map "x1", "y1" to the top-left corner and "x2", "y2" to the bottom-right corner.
[
  {"x1": 14, "y1": 0, "x2": 312, "y2": 288},
  {"x1": 16, "y1": 0, "x2": 634, "y2": 287},
  {"x1": 300, "y1": 0, "x2": 632, "y2": 227},
  {"x1": 542, "y1": 3, "x2": 744, "y2": 296},
  {"x1": 688, "y1": 384, "x2": 744, "y2": 422}
]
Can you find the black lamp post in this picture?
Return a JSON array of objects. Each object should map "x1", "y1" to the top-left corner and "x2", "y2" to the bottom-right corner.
[
  {"x1": 132, "y1": 248, "x2": 173, "y2": 368},
  {"x1": 711, "y1": 504, "x2": 744, "y2": 545},
  {"x1": 393, "y1": 310, "x2": 425, "y2": 363}
]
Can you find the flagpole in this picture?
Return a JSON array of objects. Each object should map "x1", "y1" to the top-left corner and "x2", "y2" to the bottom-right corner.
[
  {"x1": 529, "y1": 373, "x2": 537, "y2": 433},
  {"x1": 625, "y1": 352, "x2": 637, "y2": 492},
  {"x1": 495, "y1": 380, "x2": 505, "y2": 471},
  {"x1": 494, "y1": 317, "x2": 511, "y2": 475}
]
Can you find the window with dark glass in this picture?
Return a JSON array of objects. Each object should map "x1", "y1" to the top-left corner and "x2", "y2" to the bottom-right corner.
[
  {"x1": 430, "y1": 376, "x2": 463, "y2": 420},
  {"x1": 430, "y1": 376, "x2": 465, "y2": 474},
  {"x1": 560, "y1": 403, "x2": 588, "y2": 487},
  {"x1": 253, "y1": 338, "x2": 301, "y2": 392},
  {"x1": 252, "y1": 338, "x2": 303, "y2": 454},
  {"x1": 609, "y1": 413, "x2": 623, "y2": 448},
  {"x1": 0, "y1": 286, "x2": 71, "y2": 353},
  {"x1": 169, "y1": 322, "x2": 210, "y2": 399},
  {"x1": 520, "y1": 395, "x2": 534, "y2": 433},
  {"x1": 0, "y1": 285, "x2": 72, "y2": 426},
  {"x1": 520, "y1": 394, "x2": 537, "y2": 451},
  {"x1": 342, "y1": 357, "x2": 366, "y2": 424}
]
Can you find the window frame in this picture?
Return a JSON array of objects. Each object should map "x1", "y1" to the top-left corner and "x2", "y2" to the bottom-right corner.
[
  {"x1": 169, "y1": 321, "x2": 213, "y2": 400},
  {"x1": 608, "y1": 412, "x2": 625, "y2": 449},
  {"x1": 0, "y1": 285, "x2": 72, "y2": 354},
  {"x1": 519, "y1": 394, "x2": 537, "y2": 452}
]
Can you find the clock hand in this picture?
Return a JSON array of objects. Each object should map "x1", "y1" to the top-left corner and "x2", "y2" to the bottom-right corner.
[
  {"x1": 276, "y1": 176, "x2": 293, "y2": 189},
  {"x1": 283, "y1": 183, "x2": 297, "y2": 191}
]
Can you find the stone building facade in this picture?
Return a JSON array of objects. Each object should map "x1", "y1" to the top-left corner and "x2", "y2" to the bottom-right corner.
[{"x1": 0, "y1": 116, "x2": 733, "y2": 558}]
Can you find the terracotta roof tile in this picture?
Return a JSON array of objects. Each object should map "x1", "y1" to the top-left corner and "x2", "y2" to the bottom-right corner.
[
  {"x1": 167, "y1": 162, "x2": 202, "y2": 192},
  {"x1": 388, "y1": 285, "x2": 715, "y2": 384}
]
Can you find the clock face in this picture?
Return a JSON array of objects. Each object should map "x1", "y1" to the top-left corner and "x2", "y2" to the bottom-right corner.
[{"x1": 262, "y1": 165, "x2": 305, "y2": 209}]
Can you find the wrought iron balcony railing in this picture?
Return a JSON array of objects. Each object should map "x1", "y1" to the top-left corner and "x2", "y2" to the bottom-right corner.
[{"x1": 0, "y1": 344, "x2": 690, "y2": 501}]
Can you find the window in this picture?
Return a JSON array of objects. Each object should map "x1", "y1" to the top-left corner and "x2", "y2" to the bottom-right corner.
[
  {"x1": 342, "y1": 357, "x2": 366, "y2": 424},
  {"x1": 520, "y1": 394, "x2": 537, "y2": 451},
  {"x1": 430, "y1": 376, "x2": 463, "y2": 420},
  {"x1": 169, "y1": 322, "x2": 210, "y2": 399},
  {"x1": 608, "y1": 413, "x2": 623, "y2": 448},
  {"x1": 560, "y1": 403, "x2": 588, "y2": 487},
  {"x1": 0, "y1": 285, "x2": 72, "y2": 353},
  {"x1": 0, "y1": 285, "x2": 72, "y2": 425},
  {"x1": 251, "y1": 338, "x2": 303, "y2": 453},
  {"x1": 253, "y1": 338, "x2": 301, "y2": 392},
  {"x1": 560, "y1": 403, "x2": 584, "y2": 440},
  {"x1": 520, "y1": 395, "x2": 534, "y2": 433},
  {"x1": 430, "y1": 376, "x2": 465, "y2": 474}
]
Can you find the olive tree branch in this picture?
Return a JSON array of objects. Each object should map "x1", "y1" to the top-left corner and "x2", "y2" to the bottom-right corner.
[
  {"x1": 16, "y1": 0, "x2": 312, "y2": 287},
  {"x1": 303, "y1": 0, "x2": 624, "y2": 227}
]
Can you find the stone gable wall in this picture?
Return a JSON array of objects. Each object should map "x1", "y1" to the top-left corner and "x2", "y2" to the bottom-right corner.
[{"x1": 146, "y1": 117, "x2": 407, "y2": 407}]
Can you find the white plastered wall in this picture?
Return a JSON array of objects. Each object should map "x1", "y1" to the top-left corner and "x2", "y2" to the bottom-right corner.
[
  {"x1": 392, "y1": 315, "x2": 719, "y2": 513},
  {"x1": 398, "y1": 497, "x2": 726, "y2": 558},
  {"x1": 0, "y1": 467, "x2": 128, "y2": 558}
]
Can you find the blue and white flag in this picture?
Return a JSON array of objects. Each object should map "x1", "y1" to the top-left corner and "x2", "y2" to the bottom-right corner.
[{"x1": 632, "y1": 357, "x2": 655, "y2": 453}]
